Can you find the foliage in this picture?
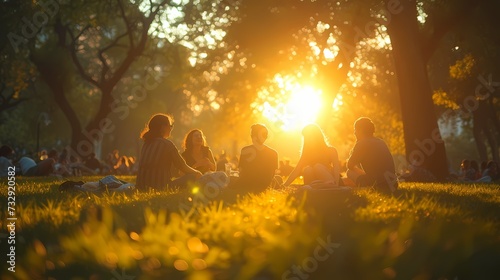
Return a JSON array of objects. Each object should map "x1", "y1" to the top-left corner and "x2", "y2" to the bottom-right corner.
[
  {"x1": 432, "y1": 89, "x2": 460, "y2": 110},
  {"x1": 449, "y1": 54, "x2": 476, "y2": 81},
  {"x1": 1, "y1": 177, "x2": 499, "y2": 279}
]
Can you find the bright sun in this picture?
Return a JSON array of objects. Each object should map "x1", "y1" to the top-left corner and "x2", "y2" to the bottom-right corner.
[
  {"x1": 281, "y1": 86, "x2": 323, "y2": 130},
  {"x1": 256, "y1": 75, "x2": 324, "y2": 131}
]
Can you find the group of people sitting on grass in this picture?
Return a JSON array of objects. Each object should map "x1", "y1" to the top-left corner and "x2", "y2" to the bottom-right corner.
[
  {"x1": 135, "y1": 113, "x2": 399, "y2": 193},
  {"x1": 0, "y1": 147, "x2": 73, "y2": 177},
  {"x1": 3, "y1": 112, "x2": 498, "y2": 193},
  {"x1": 457, "y1": 158, "x2": 499, "y2": 183},
  {"x1": 0, "y1": 145, "x2": 138, "y2": 178}
]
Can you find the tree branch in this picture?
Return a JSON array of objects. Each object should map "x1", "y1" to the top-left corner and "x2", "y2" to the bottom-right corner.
[
  {"x1": 63, "y1": 22, "x2": 100, "y2": 88},
  {"x1": 117, "y1": 0, "x2": 135, "y2": 48},
  {"x1": 0, "y1": 97, "x2": 28, "y2": 112},
  {"x1": 98, "y1": 32, "x2": 129, "y2": 81}
]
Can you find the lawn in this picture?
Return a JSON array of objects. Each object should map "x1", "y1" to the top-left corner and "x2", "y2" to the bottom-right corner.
[{"x1": 1, "y1": 176, "x2": 499, "y2": 280}]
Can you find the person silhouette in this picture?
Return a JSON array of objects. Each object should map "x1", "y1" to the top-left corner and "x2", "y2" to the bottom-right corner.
[
  {"x1": 283, "y1": 124, "x2": 341, "y2": 188},
  {"x1": 346, "y1": 117, "x2": 397, "y2": 193},
  {"x1": 236, "y1": 124, "x2": 279, "y2": 193}
]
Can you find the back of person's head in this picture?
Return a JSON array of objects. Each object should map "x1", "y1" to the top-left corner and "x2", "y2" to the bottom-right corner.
[
  {"x1": 251, "y1": 124, "x2": 268, "y2": 145},
  {"x1": 302, "y1": 124, "x2": 326, "y2": 143},
  {"x1": 0, "y1": 145, "x2": 14, "y2": 157},
  {"x1": 301, "y1": 124, "x2": 329, "y2": 159},
  {"x1": 141, "y1": 113, "x2": 173, "y2": 141},
  {"x1": 183, "y1": 129, "x2": 206, "y2": 151},
  {"x1": 354, "y1": 117, "x2": 375, "y2": 137}
]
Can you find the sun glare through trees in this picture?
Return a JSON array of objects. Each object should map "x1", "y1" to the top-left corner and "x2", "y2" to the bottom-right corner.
[{"x1": 251, "y1": 74, "x2": 335, "y2": 132}]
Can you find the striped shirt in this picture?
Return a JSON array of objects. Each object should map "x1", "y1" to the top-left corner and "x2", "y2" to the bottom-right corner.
[{"x1": 136, "y1": 138, "x2": 185, "y2": 190}]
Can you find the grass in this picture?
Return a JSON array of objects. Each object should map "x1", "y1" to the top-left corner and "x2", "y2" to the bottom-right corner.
[{"x1": 1, "y1": 177, "x2": 499, "y2": 279}]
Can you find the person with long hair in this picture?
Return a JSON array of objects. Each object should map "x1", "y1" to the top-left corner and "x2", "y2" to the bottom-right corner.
[
  {"x1": 283, "y1": 124, "x2": 341, "y2": 187},
  {"x1": 136, "y1": 113, "x2": 202, "y2": 190},
  {"x1": 181, "y1": 129, "x2": 216, "y2": 174}
]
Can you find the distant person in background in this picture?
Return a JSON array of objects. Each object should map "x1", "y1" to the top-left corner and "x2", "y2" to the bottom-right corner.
[
  {"x1": 216, "y1": 151, "x2": 229, "y2": 172},
  {"x1": 480, "y1": 161, "x2": 488, "y2": 176},
  {"x1": 459, "y1": 159, "x2": 476, "y2": 181},
  {"x1": 236, "y1": 124, "x2": 279, "y2": 193},
  {"x1": 181, "y1": 129, "x2": 216, "y2": 174},
  {"x1": 65, "y1": 155, "x2": 96, "y2": 176},
  {"x1": 49, "y1": 149, "x2": 72, "y2": 176},
  {"x1": 279, "y1": 159, "x2": 294, "y2": 178},
  {"x1": 0, "y1": 145, "x2": 15, "y2": 177},
  {"x1": 136, "y1": 113, "x2": 202, "y2": 191},
  {"x1": 59, "y1": 148, "x2": 69, "y2": 165},
  {"x1": 283, "y1": 124, "x2": 341, "y2": 188},
  {"x1": 470, "y1": 160, "x2": 481, "y2": 180},
  {"x1": 16, "y1": 149, "x2": 66, "y2": 177},
  {"x1": 346, "y1": 117, "x2": 398, "y2": 193},
  {"x1": 84, "y1": 153, "x2": 102, "y2": 174},
  {"x1": 114, "y1": 155, "x2": 130, "y2": 175},
  {"x1": 482, "y1": 161, "x2": 499, "y2": 182}
]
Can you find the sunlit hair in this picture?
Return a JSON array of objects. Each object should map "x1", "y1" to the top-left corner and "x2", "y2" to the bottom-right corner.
[
  {"x1": 354, "y1": 117, "x2": 375, "y2": 136},
  {"x1": 251, "y1": 124, "x2": 268, "y2": 145},
  {"x1": 300, "y1": 124, "x2": 330, "y2": 163},
  {"x1": 140, "y1": 113, "x2": 173, "y2": 141},
  {"x1": 183, "y1": 129, "x2": 207, "y2": 151}
]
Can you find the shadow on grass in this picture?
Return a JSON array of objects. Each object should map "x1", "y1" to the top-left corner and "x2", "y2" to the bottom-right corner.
[{"x1": 294, "y1": 185, "x2": 500, "y2": 280}]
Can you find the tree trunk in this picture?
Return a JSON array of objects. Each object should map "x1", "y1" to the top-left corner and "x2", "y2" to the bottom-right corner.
[
  {"x1": 31, "y1": 53, "x2": 91, "y2": 157},
  {"x1": 386, "y1": 1, "x2": 449, "y2": 180}
]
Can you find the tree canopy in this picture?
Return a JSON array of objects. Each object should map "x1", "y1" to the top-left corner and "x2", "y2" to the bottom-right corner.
[{"x1": 1, "y1": 0, "x2": 498, "y2": 178}]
